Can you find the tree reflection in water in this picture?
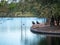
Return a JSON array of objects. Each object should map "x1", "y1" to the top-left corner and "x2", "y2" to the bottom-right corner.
[
  {"x1": 38, "y1": 38, "x2": 47, "y2": 45},
  {"x1": 51, "y1": 37, "x2": 60, "y2": 45},
  {"x1": 38, "y1": 37, "x2": 60, "y2": 45}
]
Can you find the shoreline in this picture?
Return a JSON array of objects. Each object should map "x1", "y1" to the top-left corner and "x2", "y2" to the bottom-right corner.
[{"x1": 31, "y1": 24, "x2": 60, "y2": 37}]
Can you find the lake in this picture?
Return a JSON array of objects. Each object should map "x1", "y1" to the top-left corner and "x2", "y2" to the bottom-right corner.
[{"x1": 0, "y1": 17, "x2": 46, "y2": 45}]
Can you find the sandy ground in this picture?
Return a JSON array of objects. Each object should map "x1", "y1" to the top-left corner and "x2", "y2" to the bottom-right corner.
[
  {"x1": 32, "y1": 23, "x2": 49, "y2": 28},
  {"x1": 31, "y1": 24, "x2": 60, "y2": 37},
  {"x1": 31, "y1": 24, "x2": 60, "y2": 33}
]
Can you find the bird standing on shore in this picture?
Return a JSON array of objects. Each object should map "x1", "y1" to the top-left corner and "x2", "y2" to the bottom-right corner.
[
  {"x1": 32, "y1": 21, "x2": 35, "y2": 24},
  {"x1": 36, "y1": 21, "x2": 40, "y2": 24}
]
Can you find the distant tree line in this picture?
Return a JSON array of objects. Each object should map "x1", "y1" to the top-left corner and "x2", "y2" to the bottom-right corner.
[{"x1": 0, "y1": 0, "x2": 60, "y2": 17}]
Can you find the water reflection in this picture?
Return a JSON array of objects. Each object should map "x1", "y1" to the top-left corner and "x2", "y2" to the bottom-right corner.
[{"x1": 0, "y1": 17, "x2": 46, "y2": 45}]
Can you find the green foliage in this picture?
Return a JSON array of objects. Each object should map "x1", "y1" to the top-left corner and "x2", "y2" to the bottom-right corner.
[
  {"x1": 8, "y1": 3, "x2": 17, "y2": 10},
  {"x1": 0, "y1": 0, "x2": 60, "y2": 17},
  {"x1": 0, "y1": 0, "x2": 6, "y2": 6}
]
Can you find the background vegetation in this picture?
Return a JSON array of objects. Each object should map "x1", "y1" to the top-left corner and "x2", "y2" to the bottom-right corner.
[{"x1": 0, "y1": 0, "x2": 60, "y2": 17}]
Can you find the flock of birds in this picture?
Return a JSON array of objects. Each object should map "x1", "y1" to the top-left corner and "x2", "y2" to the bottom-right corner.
[{"x1": 32, "y1": 21, "x2": 40, "y2": 25}]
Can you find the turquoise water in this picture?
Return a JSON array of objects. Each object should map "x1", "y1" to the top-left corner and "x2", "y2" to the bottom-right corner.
[{"x1": 0, "y1": 17, "x2": 46, "y2": 45}]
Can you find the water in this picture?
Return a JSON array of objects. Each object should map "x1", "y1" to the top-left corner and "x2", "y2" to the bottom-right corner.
[{"x1": 0, "y1": 17, "x2": 46, "y2": 45}]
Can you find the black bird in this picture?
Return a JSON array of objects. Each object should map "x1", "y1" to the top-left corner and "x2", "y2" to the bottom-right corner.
[
  {"x1": 32, "y1": 21, "x2": 35, "y2": 24},
  {"x1": 36, "y1": 21, "x2": 40, "y2": 24}
]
